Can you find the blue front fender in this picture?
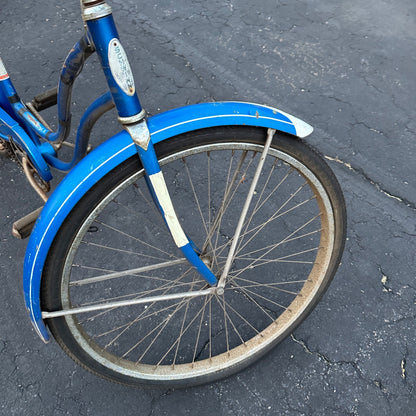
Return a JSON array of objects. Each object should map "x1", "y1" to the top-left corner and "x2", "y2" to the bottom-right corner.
[{"x1": 23, "y1": 101, "x2": 313, "y2": 342}]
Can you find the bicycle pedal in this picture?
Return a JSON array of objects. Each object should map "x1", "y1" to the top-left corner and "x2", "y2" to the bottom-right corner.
[
  {"x1": 12, "y1": 206, "x2": 43, "y2": 239},
  {"x1": 31, "y1": 87, "x2": 58, "y2": 111}
]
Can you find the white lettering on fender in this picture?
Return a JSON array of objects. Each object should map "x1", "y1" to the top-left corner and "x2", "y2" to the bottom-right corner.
[{"x1": 108, "y1": 38, "x2": 135, "y2": 96}]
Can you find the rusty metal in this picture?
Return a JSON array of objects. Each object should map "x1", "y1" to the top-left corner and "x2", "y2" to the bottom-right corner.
[
  {"x1": 12, "y1": 206, "x2": 43, "y2": 239},
  {"x1": 22, "y1": 157, "x2": 49, "y2": 202},
  {"x1": 26, "y1": 102, "x2": 52, "y2": 131}
]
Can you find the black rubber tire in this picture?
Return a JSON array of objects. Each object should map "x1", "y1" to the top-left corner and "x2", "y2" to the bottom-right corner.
[{"x1": 41, "y1": 126, "x2": 346, "y2": 387}]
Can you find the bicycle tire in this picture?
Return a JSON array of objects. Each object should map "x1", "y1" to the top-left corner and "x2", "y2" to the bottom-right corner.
[{"x1": 42, "y1": 126, "x2": 346, "y2": 387}]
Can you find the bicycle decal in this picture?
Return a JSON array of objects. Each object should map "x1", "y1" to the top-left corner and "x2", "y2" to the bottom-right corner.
[{"x1": 108, "y1": 38, "x2": 135, "y2": 96}]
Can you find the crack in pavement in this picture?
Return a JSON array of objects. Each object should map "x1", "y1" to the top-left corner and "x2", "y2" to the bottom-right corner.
[
  {"x1": 324, "y1": 155, "x2": 416, "y2": 209},
  {"x1": 147, "y1": 389, "x2": 173, "y2": 416},
  {"x1": 115, "y1": 10, "x2": 296, "y2": 105},
  {"x1": 120, "y1": 10, "x2": 415, "y2": 215},
  {"x1": 290, "y1": 333, "x2": 398, "y2": 403},
  {"x1": 112, "y1": 5, "x2": 415, "y2": 218}
]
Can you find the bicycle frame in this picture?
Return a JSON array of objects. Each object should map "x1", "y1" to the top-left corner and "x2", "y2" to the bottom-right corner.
[{"x1": 1, "y1": 0, "x2": 314, "y2": 342}]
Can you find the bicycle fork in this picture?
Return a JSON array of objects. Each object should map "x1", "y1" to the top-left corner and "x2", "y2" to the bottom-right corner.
[
  {"x1": 133, "y1": 130, "x2": 218, "y2": 286},
  {"x1": 82, "y1": 1, "x2": 219, "y2": 286}
]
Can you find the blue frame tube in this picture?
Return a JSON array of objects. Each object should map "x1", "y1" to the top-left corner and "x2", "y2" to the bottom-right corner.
[
  {"x1": 11, "y1": 101, "x2": 51, "y2": 142},
  {"x1": 0, "y1": 71, "x2": 44, "y2": 145},
  {"x1": 0, "y1": 62, "x2": 17, "y2": 118},
  {"x1": 136, "y1": 142, "x2": 218, "y2": 286},
  {"x1": 43, "y1": 92, "x2": 114, "y2": 171},
  {"x1": 1, "y1": 36, "x2": 94, "y2": 146},
  {"x1": 86, "y1": 15, "x2": 142, "y2": 118},
  {"x1": 0, "y1": 106, "x2": 53, "y2": 181},
  {"x1": 48, "y1": 34, "x2": 95, "y2": 143},
  {"x1": 0, "y1": 36, "x2": 100, "y2": 175}
]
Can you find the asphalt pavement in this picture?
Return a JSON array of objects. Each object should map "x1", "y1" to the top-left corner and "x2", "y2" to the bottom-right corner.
[{"x1": 0, "y1": 0, "x2": 415, "y2": 414}]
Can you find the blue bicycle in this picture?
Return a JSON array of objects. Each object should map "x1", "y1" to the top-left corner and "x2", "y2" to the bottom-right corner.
[{"x1": 0, "y1": 0, "x2": 346, "y2": 386}]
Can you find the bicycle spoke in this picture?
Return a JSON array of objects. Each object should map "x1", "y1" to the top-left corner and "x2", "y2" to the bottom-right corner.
[
  {"x1": 236, "y1": 229, "x2": 322, "y2": 259},
  {"x1": 229, "y1": 213, "x2": 322, "y2": 280},
  {"x1": 238, "y1": 160, "x2": 286, "y2": 252},
  {"x1": 182, "y1": 157, "x2": 210, "y2": 237},
  {"x1": 218, "y1": 293, "x2": 261, "y2": 337},
  {"x1": 80, "y1": 240, "x2": 171, "y2": 263},
  {"x1": 228, "y1": 282, "x2": 278, "y2": 322},
  {"x1": 130, "y1": 294, "x2": 195, "y2": 362},
  {"x1": 172, "y1": 277, "x2": 199, "y2": 367},
  {"x1": 208, "y1": 219, "x2": 320, "y2": 268},
  {"x1": 111, "y1": 196, "x2": 165, "y2": 231},
  {"x1": 215, "y1": 294, "x2": 247, "y2": 347},
  {"x1": 95, "y1": 220, "x2": 178, "y2": 260},
  {"x1": 95, "y1": 299, "x2": 184, "y2": 340},
  {"x1": 191, "y1": 294, "x2": 211, "y2": 364},
  {"x1": 212, "y1": 195, "x2": 317, "y2": 264},
  {"x1": 101, "y1": 300, "x2": 185, "y2": 349},
  {"x1": 155, "y1": 294, "x2": 213, "y2": 367},
  {"x1": 202, "y1": 150, "x2": 251, "y2": 252},
  {"x1": 209, "y1": 296, "x2": 212, "y2": 360},
  {"x1": 234, "y1": 246, "x2": 319, "y2": 267},
  {"x1": 70, "y1": 258, "x2": 187, "y2": 286},
  {"x1": 220, "y1": 294, "x2": 230, "y2": 354},
  {"x1": 231, "y1": 276, "x2": 303, "y2": 295},
  {"x1": 207, "y1": 152, "x2": 211, "y2": 231},
  {"x1": 231, "y1": 283, "x2": 289, "y2": 312},
  {"x1": 249, "y1": 166, "x2": 294, "y2": 221},
  {"x1": 99, "y1": 273, "x2": 206, "y2": 348},
  {"x1": 77, "y1": 266, "x2": 195, "y2": 323},
  {"x1": 202, "y1": 149, "x2": 240, "y2": 252},
  {"x1": 211, "y1": 152, "x2": 257, "y2": 254},
  {"x1": 79, "y1": 276, "x2": 200, "y2": 309},
  {"x1": 234, "y1": 184, "x2": 311, "y2": 257}
]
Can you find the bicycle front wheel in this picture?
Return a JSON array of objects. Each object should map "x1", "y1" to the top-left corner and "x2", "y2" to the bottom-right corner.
[{"x1": 42, "y1": 126, "x2": 346, "y2": 386}]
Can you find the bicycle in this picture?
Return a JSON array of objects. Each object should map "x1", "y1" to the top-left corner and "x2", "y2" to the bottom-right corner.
[{"x1": 0, "y1": 0, "x2": 346, "y2": 387}]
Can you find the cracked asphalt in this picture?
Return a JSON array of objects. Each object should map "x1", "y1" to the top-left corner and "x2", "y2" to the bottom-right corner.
[{"x1": 1, "y1": 0, "x2": 415, "y2": 414}]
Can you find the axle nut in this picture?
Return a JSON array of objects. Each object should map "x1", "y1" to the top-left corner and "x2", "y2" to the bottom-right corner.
[{"x1": 216, "y1": 287, "x2": 225, "y2": 296}]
